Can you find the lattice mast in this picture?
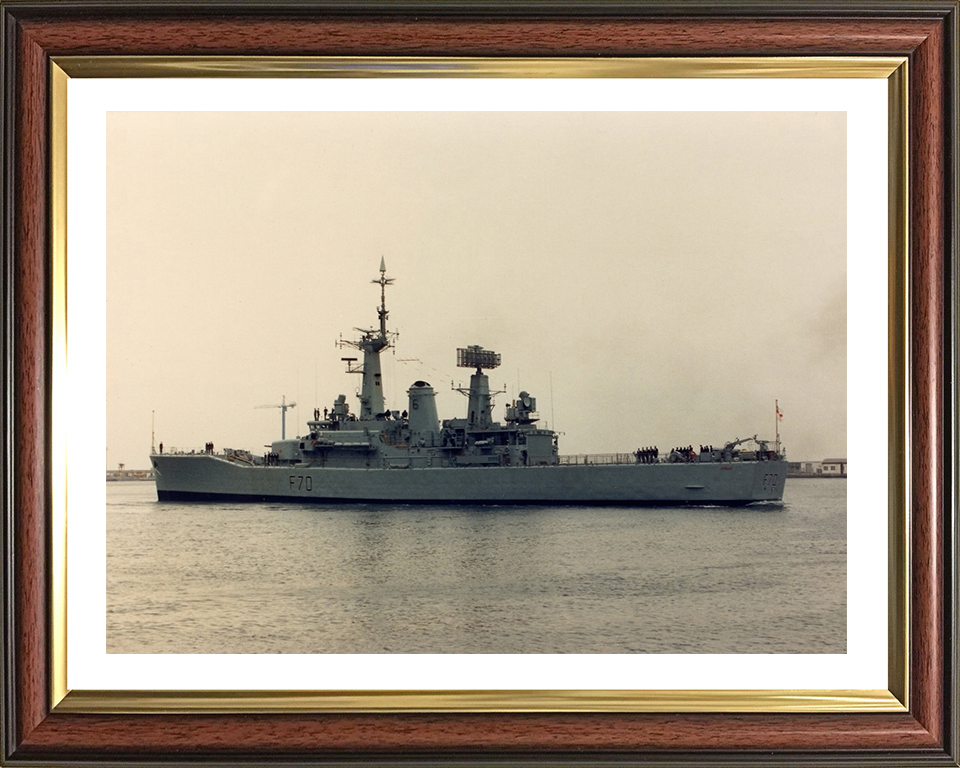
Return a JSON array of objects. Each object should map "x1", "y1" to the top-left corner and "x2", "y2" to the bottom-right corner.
[
  {"x1": 338, "y1": 258, "x2": 395, "y2": 420},
  {"x1": 455, "y1": 345, "x2": 504, "y2": 429}
]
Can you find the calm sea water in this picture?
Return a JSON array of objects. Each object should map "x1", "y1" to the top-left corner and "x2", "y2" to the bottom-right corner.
[{"x1": 106, "y1": 479, "x2": 845, "y2": 654}]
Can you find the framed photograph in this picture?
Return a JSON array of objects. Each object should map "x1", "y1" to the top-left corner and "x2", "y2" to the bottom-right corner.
[
  {"x1": 2, "y1": 2, "x2": 957, "y2": 765},
  {"x1": 75, "y1": 74, "x2": 879, "y2": 693}
]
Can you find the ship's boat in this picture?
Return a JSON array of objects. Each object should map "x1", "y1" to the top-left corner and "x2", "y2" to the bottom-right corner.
[{"x1": 151, "y1": 262, "x2": 787, "y2": 505}]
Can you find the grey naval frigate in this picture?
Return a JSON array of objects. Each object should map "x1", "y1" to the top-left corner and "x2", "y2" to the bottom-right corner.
[{"x1": 152, "y1": 261, "x2": 787, "y2": 506}]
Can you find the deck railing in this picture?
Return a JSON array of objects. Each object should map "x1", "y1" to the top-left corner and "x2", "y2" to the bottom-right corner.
[
  {"x1": 558, "y1": 453, "x2": 642, "y2": 466},
  {"x1": 158, "y1": 447, "x2": 254, "y2": 462}
]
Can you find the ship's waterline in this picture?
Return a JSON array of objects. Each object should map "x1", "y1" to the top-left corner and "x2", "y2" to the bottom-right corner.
[{"x1": 156, "y1": 457, "x2": 785, "y2": 506}]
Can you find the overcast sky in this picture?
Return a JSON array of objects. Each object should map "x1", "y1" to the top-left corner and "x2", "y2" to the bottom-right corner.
[{"x1": 106, "y1": 110, "x2": 846, "y2": 469}]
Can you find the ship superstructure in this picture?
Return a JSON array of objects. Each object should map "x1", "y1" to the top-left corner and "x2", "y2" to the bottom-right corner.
[{"x1": 152, "y1": 262, "x2": 787, "y2": 505}]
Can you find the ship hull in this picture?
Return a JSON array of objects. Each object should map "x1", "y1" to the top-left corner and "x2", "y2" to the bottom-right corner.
[{"x1": 152, "y1": 454, "x2": 786, "y2": 506}]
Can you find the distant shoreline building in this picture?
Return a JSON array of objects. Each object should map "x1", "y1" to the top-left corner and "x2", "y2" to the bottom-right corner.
[
  {"x1": 787, "y1": 458, "x2": 846, "y2": 478},
  {"x1": 106, "y1": 468, "x2": 155, "y2": 481}
]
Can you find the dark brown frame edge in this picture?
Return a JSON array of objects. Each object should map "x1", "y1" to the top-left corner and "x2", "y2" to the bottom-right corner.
[{"x1": 1, "y1": 2, "x2": 957, "y2": 766}]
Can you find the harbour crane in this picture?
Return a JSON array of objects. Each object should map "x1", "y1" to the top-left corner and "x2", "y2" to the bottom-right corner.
[{"x1": 256, "y1": 395, "x2": 296, "y2": 440}]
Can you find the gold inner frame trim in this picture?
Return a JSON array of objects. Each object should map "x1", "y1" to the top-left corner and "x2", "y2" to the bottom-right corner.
[
  {"x1": 56, "y1": 688, "x2": 904, "y2": 714},
  {"x1": 49, "y1": 55, "x2": 910, "y2": 715},
  {"x1": 54, "y1": 55, "x2": 904, "y2": 79},
  {"x1": 50, "y1": 61, "x2": 69, "y2": 709},
  {"x1": 886, "y1": 62, "x2": 910, "y2": 710}
]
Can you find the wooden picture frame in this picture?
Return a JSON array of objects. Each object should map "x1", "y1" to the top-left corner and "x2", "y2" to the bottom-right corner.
[{"x1": 2, "y1": 2, "x2": 957, "y2": 765}]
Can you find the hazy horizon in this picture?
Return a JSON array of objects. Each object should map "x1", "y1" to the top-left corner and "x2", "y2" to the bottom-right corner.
[{"x1": 106, "y1": 110, "x2": 846, "y2": 469}]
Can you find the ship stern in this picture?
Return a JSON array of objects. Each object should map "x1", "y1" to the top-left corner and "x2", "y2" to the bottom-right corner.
[{"x1": 750, "y1": 458, "x2": 788, "y2": 502}]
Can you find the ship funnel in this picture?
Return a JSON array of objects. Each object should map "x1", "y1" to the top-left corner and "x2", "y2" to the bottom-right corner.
[{"x1": 407, "y1": 381, "x2": 439, "y2": 434}]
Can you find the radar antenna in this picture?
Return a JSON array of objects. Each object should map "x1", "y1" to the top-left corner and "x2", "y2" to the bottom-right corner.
[{"x1": 456, "y1": 345, "x2": 501, "y2": 374}]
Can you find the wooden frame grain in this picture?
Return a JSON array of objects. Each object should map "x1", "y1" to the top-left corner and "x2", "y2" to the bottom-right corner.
[{"x1": 1, "y1": 2, "x2": 957, "y2": 765}]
